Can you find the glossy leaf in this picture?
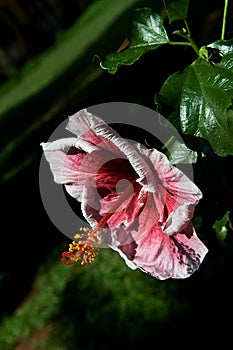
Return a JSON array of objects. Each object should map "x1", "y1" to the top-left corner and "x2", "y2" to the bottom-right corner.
[
  {"x1": 212, "y1": 211, "x2": 233, "y2": 243},
  {"x1": 163, "y1": 0, "x2": 189, "y2": 23},
  {"x1": 155, "y1": 40, "x2": 233, "y2": 156},
  {"x1": 167, "y1": 139, "x2": 198, "y2": 164},
  {"x1": 100, "y1": 8, "x2": 169, "y2": 74}
]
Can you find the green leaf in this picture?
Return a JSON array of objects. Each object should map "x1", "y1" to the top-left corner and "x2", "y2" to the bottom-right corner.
[
  {"x1": 155, "y1": 40, "x2": 233, "y2": 156},
  {"x1": 166, "y1": 139, "x2": 198, "y2": 164},
  {"x1": 163, "y1": 0, "x2": 189, "y2": 23},
  {"x1": 210, "y1": 40, "x2": 233, "y2": 55},
  {"x1": 212, "y1": 211, "x2": 233, "y2": 243},
  {"x1": 100, "y1": 8, "x2": 169, "y2": 74},
  {"x1": 192, "y1": 215, "x2": 202, "y2": 232}
]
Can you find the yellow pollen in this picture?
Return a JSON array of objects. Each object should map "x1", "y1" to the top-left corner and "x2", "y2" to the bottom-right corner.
[{"x1": 61, "y1": 226, "x2": 102, "y2": 267}]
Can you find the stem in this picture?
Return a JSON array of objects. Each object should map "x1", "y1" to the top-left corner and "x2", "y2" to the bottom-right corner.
[
  {"x1": 168, "y1": 39, "x2": 199, "y2": 55},
  {"x1": 221, "y1": 0, "x2": 229, "y2": 40},
  {"x1": 168, "y1": 20, "x2": 199, "y2": 56},
  {"x1": 168, "y1": 41, "x2": 192, "y2": 47},
  {"x1": 184, "y1": 20, "x2": 191, "y2": 37},
  {"x1": 161, "y1": 136, "x2": 175, "y2": 152},
  {"x1": 187, "y1": 37, "x2": 199, "y2": 55},
  {"x1": 184, "y1": 20, "x2": 199, "y2": 55}
]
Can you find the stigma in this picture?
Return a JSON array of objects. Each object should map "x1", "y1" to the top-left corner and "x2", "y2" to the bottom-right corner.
[{"x1": 61, "y1": 227, "x2": 101, "y2": 266}]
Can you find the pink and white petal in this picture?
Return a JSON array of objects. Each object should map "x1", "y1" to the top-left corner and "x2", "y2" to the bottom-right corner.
[
  {"x1": 41, "y1": 139, "x2": 112, "y2": 201},
  {"x1": 137, "y1": 194, "x2": 207, "y2": 279},
  {"x1": 135, "y1": 145, "x2": 203, "y2": 231},
  {"x1": 66, "y1": 110, "x2": 159, "y2": 192},
  {"x1": 66, "y1": 109, "x2": 125, "y2": 156},
  {"x1": 110, "y1": 192, "x2": 208, "y2": 279},
  {"x1": 107, "y1": 193, "x2": 158, "y2": 264},
  {"x1": 41, "y1": 138, "x2": 82, "y2": 185},
  {"x1": 151, "y1": 181, "x2": 197, "y2": 235},
  {"x1": 80, "y1": 179, "x2": 145, "y2": 230},
  {"x1": 110, "y1": 245, "x2": 138, "y2": 270},
  {"x1": 101, "y1": 186, "x2": 148, "y2": 229},
  {"x1": 131, "y1": 194, "x2": 208, "y2": 279},
  {"x1": 163, "y1": 203, "x2": 195, "y2": 235},
  {"x1": 137, "y1": 145, "x2": 202, "y2": 205},
  {"x1": 132, "y1": 223, "x2": 208, "y2": 280},
  {"x1": 64, "y1": 149, "x2": 122, "y2": 201},
  {"x1": 81, "y1": 186, "x2": 102, "y2": 226},
  {"x1": 109, "y1": 224, "x2": 139, "y2": 261}
]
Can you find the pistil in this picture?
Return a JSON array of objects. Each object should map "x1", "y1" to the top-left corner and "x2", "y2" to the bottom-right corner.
[{"x1": 61, "y1": 176, "x2": 141, "y2": 267}]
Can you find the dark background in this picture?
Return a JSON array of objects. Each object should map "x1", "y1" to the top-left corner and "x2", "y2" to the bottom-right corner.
[{"x1": 0, "y1": 0, "x2": 233, "y2": 349}]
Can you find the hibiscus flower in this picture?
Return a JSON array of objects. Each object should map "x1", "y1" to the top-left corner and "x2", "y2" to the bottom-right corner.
[{"x1": 41, "y1": 108, "x2": 208, "y2": 280}]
